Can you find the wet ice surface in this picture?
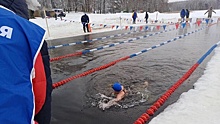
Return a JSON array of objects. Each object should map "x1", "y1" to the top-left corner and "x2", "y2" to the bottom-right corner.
[{"x1": 50, "y1": 24, "x2": 220, "y2": 124}]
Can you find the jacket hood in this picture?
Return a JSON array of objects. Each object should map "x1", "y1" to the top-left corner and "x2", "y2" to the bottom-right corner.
[{"x1": 0, "y1": 0, "x2": 29, "y2": 20}]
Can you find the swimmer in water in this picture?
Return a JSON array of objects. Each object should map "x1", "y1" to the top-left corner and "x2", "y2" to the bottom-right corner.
[
  {"x1": 111, "y1": 82, "x2": 127, "y2": 102},
  {"x1": 99, "y1": 82, "x2": 126, "y2": 110},
  {"x1": 99, "y1": 81, "x2": 149, "y2": 110}
]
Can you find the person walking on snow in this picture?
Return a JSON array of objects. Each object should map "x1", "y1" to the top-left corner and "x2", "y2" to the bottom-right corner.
[
  {"x1": 132, "y1": 10, "x2": 138, "y2": 24},
  {"x1": 180, "y1": 9, "x2": 186, "y2": 22},
  {"x1": 81, "y1": 13, "x2": 90, "y2": 33},
  {"x1": 185, "y1": 9, "x2": 190, "y2": 22},
  {"x1": 145, "y1": 11, "x2": 149, "y2": 23},
  {"x1": 204, "y1": 7, "x2": 216, "y2": 18}
]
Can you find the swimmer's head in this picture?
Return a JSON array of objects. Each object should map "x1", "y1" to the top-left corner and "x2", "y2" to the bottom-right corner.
[{"x1": 112, "y1": 82, "x2": 122, "y2": 92}]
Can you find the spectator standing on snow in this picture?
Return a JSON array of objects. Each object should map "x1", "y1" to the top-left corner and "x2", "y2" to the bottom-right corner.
[
  {"x1": 185, "y1": 9, "x2": 190, "y2": 22},
  {"x1": 185, "y1": 9, "x2": 190, "y2": 18},
  {"x1": 145, "y1": 11, "x2": 149, "y2": 23},
  {"x1": 204, "y1": 7, "x2": 216, "y2": 18},
  {"x1": 81, "y1": 13, "x2": 90, "y2": 33},
  {"x1": 132, "y1": 10, "x2": 138, "y2": 24},
  {"x1": 59, "y1": 11, "x2": 64, "y2": 20},
  {"x1": 0, "y1": 0, "x2": 52, "y2": 124},
  {"x1": 55, "y1": 12, "x2": 58, "y2": 20},
  {"x1": 180, "y1": 9, "x2": 186, "y2": 22}
]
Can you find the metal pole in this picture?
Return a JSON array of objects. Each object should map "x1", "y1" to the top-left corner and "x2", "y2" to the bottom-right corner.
[
  {"x1": 43, "y1": 9, "x2": 50, "y2": 37},
  {"x1": 120, "y1": 16, "x2": 122, "y2": 30}
]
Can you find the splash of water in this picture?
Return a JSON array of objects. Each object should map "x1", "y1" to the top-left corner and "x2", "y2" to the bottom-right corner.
[
  {"x1": 93, "y1": 90, "x2": 149, "y2": 110},
  {"x1": 91, "y1": 81, "x2": 150, "y2": 110},
  {"x1": 92, "y1": 93, "x2": 121, "y2": 110}
]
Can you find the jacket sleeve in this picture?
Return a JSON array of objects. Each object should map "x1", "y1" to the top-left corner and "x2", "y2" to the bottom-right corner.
[
  {"x1": 34, "y1": 41, "x2": 53, "y2": 124},
  {"x1": 32, "y1": 53, "x2": 47, "y2": 115},
  {"x1": 87, "y1": 16, "x2": 89, "y2": 23}
]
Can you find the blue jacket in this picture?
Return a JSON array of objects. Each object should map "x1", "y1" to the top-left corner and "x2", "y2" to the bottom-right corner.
[
  {"x1": 132, "y1": 12, "x2": 137, "y2": 19},
  {"x1": 180, "y1": 9, "x2": 186, "y2": 18},
  {"x1": 0, "y1": 0, "x2": 53, "y2": 123},
  {"x1": 0, "y1": 6, "x2": 45, "y2": 123}
]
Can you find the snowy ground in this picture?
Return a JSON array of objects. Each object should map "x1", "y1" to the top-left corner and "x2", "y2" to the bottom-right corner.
[
  {"x1": 30, "y1": 10, "x2": 220, "y2": 124},
  {"x1": 31, "y1": 10, "x2": 220, "y2": 40}
]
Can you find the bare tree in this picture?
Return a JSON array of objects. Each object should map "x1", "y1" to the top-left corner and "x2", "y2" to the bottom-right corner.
[{"x1": 37, "y1": 0, "x2": 220, "y2": 13}]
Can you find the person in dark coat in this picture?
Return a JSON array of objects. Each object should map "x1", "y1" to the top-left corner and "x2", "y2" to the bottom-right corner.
[
  {"x1": 81, "y1": 13, "x2": 90, "y2": 33},
  {"x1": 204, "y1": 7, "x2": 216, "y2": 18},
  {"x1": 55, "y1": 12, "x2": 58, "y2": 20},
  {"x1": 145, "y1": 11, "x2": 149, "y2": 23},
  {"x1": 180, "y1": 9, "x2": 186, "y2": 22},
  {"x1": 185, "y1": 9, "x2": 190, "y2": 22},
  {"x1": 132, "y1": 10, "x2": 138, "y2": 24},
  {"x1": 0, "y1": 0, "x2": 52, "y2": 124},
  {"x1": 185, "y1": 9, "x2": 190, "y2": 18}
]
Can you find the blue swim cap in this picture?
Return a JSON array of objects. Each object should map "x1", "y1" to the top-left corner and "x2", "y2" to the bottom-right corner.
[{"x1": 112, "y1": 82, "x2": 122, "y2": 92}]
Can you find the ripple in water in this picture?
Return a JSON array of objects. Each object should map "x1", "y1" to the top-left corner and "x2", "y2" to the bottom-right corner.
[{"x1": 90, "y1": 81, "x2": 151, "y2": 110}]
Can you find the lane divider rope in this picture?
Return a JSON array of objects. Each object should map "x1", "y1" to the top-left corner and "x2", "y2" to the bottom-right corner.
[
  {"x1": 52, "y1": 25, "x2": 208, "y2": 89},
  {"x1": 133, "y1": 39, "x2": 220, "y2": 124},
  {"x1": 50, "y1": 27, "x2": 177, "y2": 62},
  {"x1": 48, "y1": 28, "x2": 149, "y2": 49},
  {"x1": 49, "y1": 21, "x2": 198, "y2": 50}
]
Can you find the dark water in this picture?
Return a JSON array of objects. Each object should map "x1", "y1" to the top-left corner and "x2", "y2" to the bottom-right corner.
[{"x1": 49, "y1": 23, "x2": 220, "y2": 124}]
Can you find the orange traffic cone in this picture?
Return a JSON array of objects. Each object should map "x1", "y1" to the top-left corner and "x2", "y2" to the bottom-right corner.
[{"x1": 88, "y1": 23, "x2": 92, "y2": 32}]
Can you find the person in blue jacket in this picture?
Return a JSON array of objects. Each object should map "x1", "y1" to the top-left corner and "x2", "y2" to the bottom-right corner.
[
  {"x1": 180, "y1": 9, "x2": 186, "y2": 22},
  {"x1": 132, "y1": 10, "x2": 138, "y2": 24},
  {"x1": 0, "y1": 0, "x2": 52, "y2": 124}
]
